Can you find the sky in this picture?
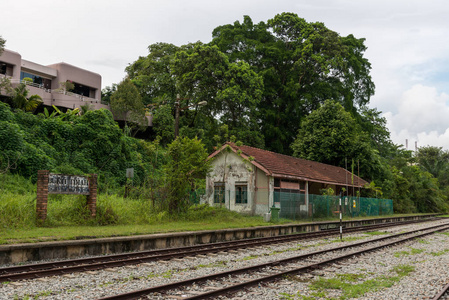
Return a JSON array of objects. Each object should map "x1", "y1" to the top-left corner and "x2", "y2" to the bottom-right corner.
[{"x1": 2, "y1": 0, "x2": 449, "y2": 150}]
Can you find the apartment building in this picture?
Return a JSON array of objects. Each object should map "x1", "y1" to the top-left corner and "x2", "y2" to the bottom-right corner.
[{"x1": 0, "y1": 48, "x2": 108, "y2": 111}]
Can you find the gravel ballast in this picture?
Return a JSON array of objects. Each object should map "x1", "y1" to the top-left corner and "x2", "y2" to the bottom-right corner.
[{"x1": 1, "y1": 219, "x2": 448, "y2": 300}]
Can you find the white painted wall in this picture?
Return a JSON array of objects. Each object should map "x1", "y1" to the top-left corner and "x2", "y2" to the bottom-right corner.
[{"x1": 205, "y1": 150, "x2": 256, "y2": 214}]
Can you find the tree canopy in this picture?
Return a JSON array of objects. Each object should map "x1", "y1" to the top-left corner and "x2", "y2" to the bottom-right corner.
[
  {"x1": 0, "y1": 35, "x2": 5, "y2": 56},
  {"x1": 122, "y1": 13, "x2": 374, "y2": 154},
  {"x1": 211, "y1": 13, "x2": 375, "y2": 153},
  {"x1": 3, "y1": 14, "x2": 448, "y2": 215}
]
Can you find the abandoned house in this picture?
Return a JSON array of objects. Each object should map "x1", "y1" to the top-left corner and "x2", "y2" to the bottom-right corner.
[{"x1": 204, "y1": 143, "x2": 368, "y2": 216}]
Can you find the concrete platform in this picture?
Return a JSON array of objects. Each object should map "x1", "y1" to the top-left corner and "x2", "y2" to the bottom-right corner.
[{"x1": 0, "y1": 214, "x2": 440, "y2": 265}]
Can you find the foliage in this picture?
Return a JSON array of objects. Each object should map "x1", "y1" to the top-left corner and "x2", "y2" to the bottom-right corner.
[
  {"x1": 211, "y1": 13, "x2": 374, "y2": 154},
  {"x1": 385, "y1": 148, "x2": 449, "y2": 213},
  {"x1": 291, "y1": 100, "x2": 380, "y2": 180},
  {"x1": 101, "y1": 83, "x2": 117, "y2": 104},
  {"x1": 55, "y1": 81, "x2": 75, "y2": 93},
  {"x1": 1, "y1": 12, "x2": 449, "y2": 223},
  {"x1": 150, "y1": 103, "x2": 174, "y2": 146},
  {"x1": 163, "y1": 136, "x2": 211, "y2": 214},
  {"x1": 2, "y1": 81, "x2": 43, "y2": 112},
  {"x1": 0, "y1": 35, "x2": 5, "y2": 55},
  {"x1": 110, "y1": 77, "x2": 146, "y2": 131},
  {"x1": 127, "y1": 42, "x2": 264, "y2": 150},
  {"x1": 0, "y1": 102, "x2": 161, "y2": 187},
  {"x1": 415, "y1": 146, "x2": 449, "y2": 186},
  {"x1": 308, "y1": 266, "x2": 414, "y2": 300}
]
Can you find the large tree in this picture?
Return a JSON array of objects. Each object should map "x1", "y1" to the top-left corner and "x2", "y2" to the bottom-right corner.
[
  {"x1": 415, "y1": 146, "x2": 449, "y2": 187},
  {"x1": 126, "y1": 42, "x2": 264, "y2": 149},
  {"x1": 290, "y1": 100, "x2": 384, "y2": 181},
  {"x1": 211, "y1": 13, "x2": 375, "y2": 154},
  {"x1": 110, "y1": 77, "x2": 146, "y2": 132}
]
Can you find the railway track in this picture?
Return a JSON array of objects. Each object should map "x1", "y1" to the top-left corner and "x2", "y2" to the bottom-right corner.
[
  {"x1": 0, "y1": 218, "x2": 436, "y2": 283},
  {"x1": 434, "y1": 282, "x2": 449, "y2": 300},
  {"x1": 96, "y1": 221, "x2": 449, "y2": 300}
]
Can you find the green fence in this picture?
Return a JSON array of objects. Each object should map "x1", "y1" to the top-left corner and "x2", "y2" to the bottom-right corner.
[
  {"x1": 190, "y1": 189, "x2": 393, "y2": 221},
  {"x1": 275, "y1": 191, "x2": 393, "y2": 220},
  {"x1": 189, "y1": 189, "x2": 206, "y2": 205}
]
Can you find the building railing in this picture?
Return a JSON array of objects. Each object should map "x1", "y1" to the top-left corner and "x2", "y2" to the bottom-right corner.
[
  {"x1": 7, "y1": 79, "x2": 103, "y2": 103},
  {"x1": 9, "y1": 79, "x2": 52, "y2": 93},
  {"x1": 51, "y1": 89, "x2": 99, "y2": 102}
]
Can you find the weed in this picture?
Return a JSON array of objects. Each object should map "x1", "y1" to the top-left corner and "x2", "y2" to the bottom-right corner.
[
  {"x1": 279, "y1": 292, "x2": 296, "y2": 300},
  {"x1": 392, "y1": 264, "x2": 415, "y2": 276},
  {"x1": 162, "y1": 270, "x2": 173, "y2": 278},
  {"x1": 99, "y1": 281, "x2": 113, "y2": 287},
  {"x1": 430, "y1": 249, "x2": 449, "y2": 256},
  {"x1": 308, "y1": 265, "x2": 415, "y2": 300},
  {"x1": 394, "y1": 250, "x2": 410, "y2": 257},
  {"x1": 241, "y1": 254, "x2": 260, "y2": 261},
  {"x1": 417, "y1": 239, "x2": 430, "y2": 244},
  {"x1": 410, "y1": 248, "x2": 424, "y2": 255},
  {"x1": 336, "y1": 273, "x2": 366, "y2": 282}
]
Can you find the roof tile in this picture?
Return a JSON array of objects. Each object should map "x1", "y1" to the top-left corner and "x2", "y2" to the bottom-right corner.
[{"x1": 218, "y1": 143, "x2": 368, "y2": 187}]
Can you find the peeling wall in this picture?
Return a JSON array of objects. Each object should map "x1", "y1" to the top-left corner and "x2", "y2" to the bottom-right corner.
[{"x1": 206, "y1": 151, "x2": 259, "y2": 214}]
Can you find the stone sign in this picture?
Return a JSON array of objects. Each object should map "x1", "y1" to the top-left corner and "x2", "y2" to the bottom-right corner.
[
  {"x1": 36, "y1": 170, "x2": 97, "y2": 222},
  {"x1": 48, "y1": 173, "x2": 90, "y2": 195}
]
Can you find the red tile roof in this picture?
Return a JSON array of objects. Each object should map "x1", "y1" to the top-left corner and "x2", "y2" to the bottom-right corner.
[{"x1": 209, "y1": 143, "x2": 368, "y2": 188}]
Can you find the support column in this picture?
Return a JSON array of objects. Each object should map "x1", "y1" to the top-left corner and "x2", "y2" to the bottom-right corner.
[
  {"x1": 87, "y1": 174, "x2": 97, "y2": 217},
  {"x1": 36, "y1": 170, "x2": 49, "y2": 221}
]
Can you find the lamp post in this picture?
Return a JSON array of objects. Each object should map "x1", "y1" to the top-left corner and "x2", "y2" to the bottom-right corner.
[{"x1": 174, "y1": 94, "x2": 207, "y2": 138}]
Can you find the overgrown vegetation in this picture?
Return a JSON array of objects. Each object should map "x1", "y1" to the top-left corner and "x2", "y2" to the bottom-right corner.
[
  {"x1": 1, "y1": 12, "x2": 449, "y2": 238},
  {"x1": 288, "y1": 265, "x2": 416, "y2": 300}
]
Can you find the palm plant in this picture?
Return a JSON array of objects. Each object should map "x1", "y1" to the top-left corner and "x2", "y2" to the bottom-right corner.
[{"x1": 11, "y1": 83, "x2": 43, "y2": 112}]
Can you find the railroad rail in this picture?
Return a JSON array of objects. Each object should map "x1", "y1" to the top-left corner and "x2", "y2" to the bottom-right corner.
[
  {"x1": 433, "y1": 282, "x2": 449, "y2": 300},
  {"x1": 97, "y1": 221, "x2": 449, "y2": 300},
  {"x1": 0, "y1": 218, "x2": 437, "y2": 283}
]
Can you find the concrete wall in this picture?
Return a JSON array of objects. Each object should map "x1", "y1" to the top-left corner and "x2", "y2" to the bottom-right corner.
[
  {"x1": 47, "y1": 62, "x2": 101, "y2": 100},
  {"x1": 254, "y1": 167, "x2": 270, "y2": 215},
  {"x1": 0, "y1": 214, "x2": 440, "y2": 265},
  {"x1": 206, "y1": 150, "x2": 256, "y2": 214},
  {"x1": 0, "y1": 49, "x2": 21, "y2": 81},
  {"x1": 0, "y1": 49, "x2": 103, "y2": 108}
]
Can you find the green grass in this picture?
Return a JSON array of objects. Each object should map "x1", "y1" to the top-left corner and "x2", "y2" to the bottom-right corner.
[
  {"x1": 417, "y1": 238, "x2": 430, "y2": 244},
  {"x1": 430, "y1": 249, "x2": 449, "y2": 256},
  {"x1": 0, "y1": 173, "x2": 441, "y2": 245},
  {"x1": 393, "y1": 247, "x2": 424, "y2": 257},
  {"x1": 305, "y1": 264, "x2": 415, "y2": 300}
]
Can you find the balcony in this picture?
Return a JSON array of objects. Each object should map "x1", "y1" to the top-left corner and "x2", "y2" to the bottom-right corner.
[{"x1": 7, "y1": 79, "x2": 109, "y2": 111}]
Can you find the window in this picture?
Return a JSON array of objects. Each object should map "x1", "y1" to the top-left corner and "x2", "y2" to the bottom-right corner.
[
  {"x1": 235, "y1": 183, "x2": 248, "y2": 204},
  {"x1": 1, "y1": 62, "x2": 13, "y2": 76},
  {"x1": 214, "y1": 182, "x2": 225, "y2": 204},
  {"x1": 72, "y1": 82, "x2": 91, "y2": 97},
  {"x1": 20, "y1": 71, "x2": 51, "y2": 89}
]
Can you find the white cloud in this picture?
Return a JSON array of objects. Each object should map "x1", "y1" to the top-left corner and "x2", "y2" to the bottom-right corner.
[{"x1": 385, "y1": 84, "x2": 449, "y2": 149}]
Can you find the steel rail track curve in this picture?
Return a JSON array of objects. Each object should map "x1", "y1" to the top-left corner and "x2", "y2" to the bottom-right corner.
[
  {"x1": 96, "y1": 222, "x2": 449, "y2": 300},
  {"x1": 0, "y1": 218, "x2": 435, "y2": 283}
]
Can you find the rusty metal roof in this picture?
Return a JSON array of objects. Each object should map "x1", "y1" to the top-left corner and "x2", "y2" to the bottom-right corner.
[{"x1": 209, "y1": 143, "x2": 368, "y2": 188}]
